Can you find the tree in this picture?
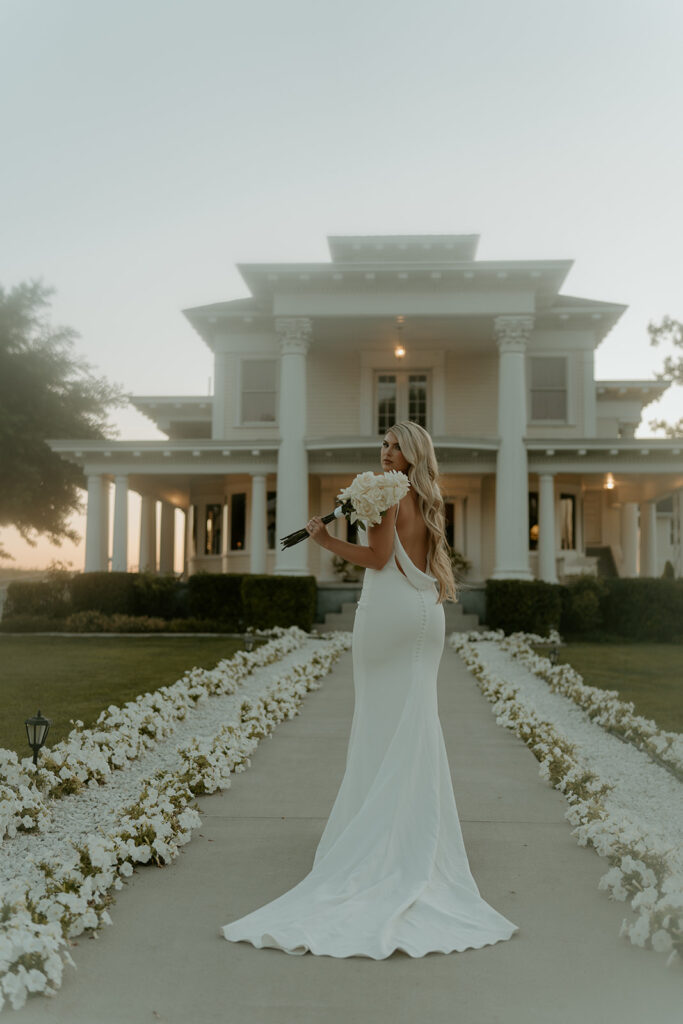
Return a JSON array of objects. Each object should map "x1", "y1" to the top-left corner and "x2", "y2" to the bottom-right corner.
[
  {"x1": 0, "y1": 280, "x2": 126, "y2": 558},
  {"x1": 647, "y1": 316, "x2": 683, "y2": 438}
]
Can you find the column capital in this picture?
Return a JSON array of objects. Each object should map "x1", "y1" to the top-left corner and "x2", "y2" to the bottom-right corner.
[
  {"x1": 275, "y1": 317, "x2": 313, "y2": 356},
  {"x1": 494, "y1": 315, "x2": 534, "y2": 353}
]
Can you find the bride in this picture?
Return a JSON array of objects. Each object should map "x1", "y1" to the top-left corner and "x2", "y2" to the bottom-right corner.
[{"x1": 221, "y1": 420, "x2": 519, "y2": 958}]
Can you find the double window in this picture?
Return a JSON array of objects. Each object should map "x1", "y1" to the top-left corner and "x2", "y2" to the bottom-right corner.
[
  {"x1": 529, "y1": 356, "x2": 568, "y2": 422},
  {"x1": 376, "y1": 371, "x2": 429, "y2": 434},
  {"x1": 240, "y1": 359, "x2": 277, "y2": 425}
]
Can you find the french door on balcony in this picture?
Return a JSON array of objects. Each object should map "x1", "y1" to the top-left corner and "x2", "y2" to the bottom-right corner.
[{"x1": 376, "y1": 371, "x2": 429, "y2": 434}]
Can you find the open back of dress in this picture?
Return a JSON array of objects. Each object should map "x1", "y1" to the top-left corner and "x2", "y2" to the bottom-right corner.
[{"x1": 222, "y1": 512, "x2": 519, "y2": 958}]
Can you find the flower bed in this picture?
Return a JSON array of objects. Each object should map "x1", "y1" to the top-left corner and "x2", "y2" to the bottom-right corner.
[
  {"x1": 0, "y1": 627, "x2": 309, "y2": 843},
  {"x1": 449, "y1": 629, "x2": 682, "y2": 969},
  {"x1": 0, "y1": 628, "x2": 352, "y2": 1012}
]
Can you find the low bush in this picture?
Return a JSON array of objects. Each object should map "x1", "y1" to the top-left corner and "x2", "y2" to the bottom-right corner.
[
  {"x1": 4, "y1": 574, "x2": 72, "y2": 619},
  {"x1": 485, "y1": 579, "x2": 563, "y2": 635},
  {"x1": 242, "y1": 575, "x2": 317, "y2": 631},
  {"x1": 70, "y1": 572, "x2": 138, "y2": 616},
  {"x1": 187, "y1": 573, "x2": 245, "y2": 628},
  {"x1": 601, "y1": 578, "x2": 683, "y2": 642},
  {"x1": 559, "y1": 574, "x2": 608, "y2": 636}
]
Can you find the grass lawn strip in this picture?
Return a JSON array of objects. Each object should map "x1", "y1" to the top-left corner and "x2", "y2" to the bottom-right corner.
[
  {"x1": 511, "y1": 638, "x2": 683, "y2": 780},
  {"x1": 0, "y1": 630, "x2": 352, "y2": 1012},
  {"x1": 451, "y1": 630, "x2": 682, "y2": 969},
  {"x1": 0, "y1": 627, "x2": 310, "y2": 844}
]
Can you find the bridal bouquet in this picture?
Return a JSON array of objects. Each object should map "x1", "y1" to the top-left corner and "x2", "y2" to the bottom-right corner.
[{"x1": 279, "y1": 470, "x2": 410, "y2": 549}]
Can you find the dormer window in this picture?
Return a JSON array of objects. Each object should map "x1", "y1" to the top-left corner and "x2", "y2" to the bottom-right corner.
[
  {"x1": 529, "y1": 356, "x2": 568, "y2": 422},
  {"x1": 240, "y1": 359, "x2": 278, "y2": 425},
  {"x1": 376, "y1": 371, "x2": 429, "y2": 434}
]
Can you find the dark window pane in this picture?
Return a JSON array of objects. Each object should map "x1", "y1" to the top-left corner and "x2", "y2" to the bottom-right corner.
[
  {"x1": 444, "y1": 502, "x2": 454, "y2": 548},
  {"x1": 242, "y1": 359, "x2": 276, "y2": 390},
  {"x1": 267, "y1": 490, "x2": 277, "y2": 550},
  {"x1": 230, "y1": 493, "x2": 246, "y2": 551},
  {"x1": 377, "y1": 374, "x2": 396, "y2": 434},
  {"x1": 529, "y1": 492, "x2": 539, "y2": 550},
  {"x1": 242, "y1": 392, "x2": 277, "y2": 422},
  {"x1": 560, "y1": 494, "x2": 575, "y2": 550},
  {"x1": 408, "y1": 375, "x2": 427, "y2": 427},
  {"x1": 205, "y1": 503, "x2": 222, "y2": 555}
]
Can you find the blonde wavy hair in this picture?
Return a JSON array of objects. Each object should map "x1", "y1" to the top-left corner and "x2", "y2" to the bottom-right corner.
[{"x1": 387, "y1": 420, "x2": 461, "y2": 605}]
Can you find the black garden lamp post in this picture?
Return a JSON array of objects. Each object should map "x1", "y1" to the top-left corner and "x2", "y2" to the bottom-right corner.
[{"x1": 25, "y1": 709, "x2": 52, "y2": 766}]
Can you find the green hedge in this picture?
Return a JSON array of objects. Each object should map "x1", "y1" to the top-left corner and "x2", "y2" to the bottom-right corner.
[
  {"x1": 242, "y1": 575, "x2": 317, "y2": 631},
  {"x1": 187, "y1": 573, "x2": 245, "y2": 629},
  {"x1": 70, "y1": 573, "x2": 138, "y2": 615},
  {"x1": 485, "y1": 580, "x2": 563, "y2": 636},
  {"x1": 486, "y1": 575, "x2": 683, "y2": 641},
  {"x1": 4, "y1": 577, "x2": 71, "y2": 619},
  {"x1": 600, "y1": 578, "x2": 683, "y2": 642}
]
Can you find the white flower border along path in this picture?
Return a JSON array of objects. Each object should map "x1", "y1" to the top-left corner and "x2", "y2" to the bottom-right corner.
[
  {"x1": 0, "y1": 626, "x2": 352, "y2": 1013},
  {"x1": 449, "y1": 629, "x2": 683, "y2": 970}
]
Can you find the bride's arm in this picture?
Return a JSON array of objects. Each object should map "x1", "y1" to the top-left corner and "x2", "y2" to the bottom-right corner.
[{"x1": 307, "y1": 504, "x2": 398, "y2": 570}]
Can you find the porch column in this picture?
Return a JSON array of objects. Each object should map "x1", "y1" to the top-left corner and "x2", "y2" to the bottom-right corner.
[
  {"x1": 491, "y1": 315, "x2": 534, "y2": 580},
  {"x1": 159, "y1": 502, "x2": 175, "y2": 574},
  {"x1": 112, "y1": 476, "x2": 128, "y2": 572},
  {"x1": 538, "y1": 473, "x2": 558, "y2": 583},
  {"x1": 274, "y1": 317, "x2": 312, "y2": 575},
  {"x1": 84, "y1": 474, "x2": 107, "y2": 573},
  {"x1": 620, "y1": 501, "x2": 639, "y2": 577},
  {"x1": 250, "y1": 474, "x2": 267, "y2": 574},
  {"x1": 639, "y1": 500, "x2": 658, "y2": 577},
  {"x1": 184, "y1": 505, "x2": 194, "y2": 577},
  {"x1": 100, "y1": 478, "x2": 110, "y2": 571},
  {"x1": 139, "y1": 496, "x2": 157, "y2": 572}
]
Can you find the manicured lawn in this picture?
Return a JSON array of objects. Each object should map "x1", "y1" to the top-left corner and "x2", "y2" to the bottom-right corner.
[
  {"x1": 550, "y1": 643, "x2": 683, "y2": 734},
  {"x1": 0, "y1": 636, "x2": 252, "y2": 758}
]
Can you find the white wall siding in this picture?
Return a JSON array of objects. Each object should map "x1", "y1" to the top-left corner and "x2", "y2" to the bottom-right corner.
[
  {"x1": 443, "y1": 354, "x2": 498, "y2": 438},
  {"x1": 307, "y1": 352, "x2": 361, "y2": 438}
]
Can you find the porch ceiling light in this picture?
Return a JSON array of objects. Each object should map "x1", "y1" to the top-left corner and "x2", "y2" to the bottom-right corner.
[
  {"x1": 604, "y1": 473, "x2": 615, "y2": 490},
  {"x1": 394, "y1": 316, "x2": 406, "y2": 359}
]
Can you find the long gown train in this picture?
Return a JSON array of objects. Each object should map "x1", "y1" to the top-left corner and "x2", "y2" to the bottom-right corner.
[{"x1": 221, "y1": 523, "x2": 519, "y2": 958}]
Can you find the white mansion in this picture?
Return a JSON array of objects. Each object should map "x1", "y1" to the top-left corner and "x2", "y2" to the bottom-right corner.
[{"x1": 51, "y1": 234, "x2": 682, "y2": 585}]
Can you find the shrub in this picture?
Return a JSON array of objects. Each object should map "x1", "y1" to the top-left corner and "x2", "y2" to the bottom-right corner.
[
  {"x1": 63, "y1": 611, "x2": 169, "y2": 633},
  {"x1": 70, "y1": 572, "x2": 138, "y2": 615},
  {"x1": 4, "y1": 573, "x2": 72, "y2": 619},
  {"x1": 560, "y1": 574, "x2": 607, "y2": 635},
  {"x1": 242, "y1": 575, "x2": 317, "y2": 631},
  {"x1": 187, "y1": 573, "x2": 245, "y2": 628},
  {"x1": 601, "y1": 578, "x2": 683, "y2": 642},
  {"x1": 0, "y1": 614, "x2": 66, "y2": 633},
  {"x1": 132, "y1": 573, "x2": 181, "y2": 619},
  {"x1": 485, "y1": 580, "x2": 562, "y2": 636}
]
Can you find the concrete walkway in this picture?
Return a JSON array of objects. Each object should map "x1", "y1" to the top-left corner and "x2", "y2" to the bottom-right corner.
[{"x1": 15, "y1": 642, "x2": 680, "y2": 1024}]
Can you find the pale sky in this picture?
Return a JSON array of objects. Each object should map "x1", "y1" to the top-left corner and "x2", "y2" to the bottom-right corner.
[{"x1": 1, "y1": 0, "x2": 682, "y2": 569}]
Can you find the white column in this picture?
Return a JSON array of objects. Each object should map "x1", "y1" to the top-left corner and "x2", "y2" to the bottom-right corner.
[
  {"x1": 620, "y1": 502, "x2": 639, "y2": 577},
  {"x1": 491, "y1": 315, "x2": 534, "y2": 580},
  {"x1": 221, "y1": 501, "x2": 229, "y2": 572},
  {"x1": 159, "y1": 502, "x2": 175, "y2": 574},
  {"x1": 112, "y1": 476, "x2": 128, "y2": 572},
  {"x1": 639, "y1": 500, "x2": 658, "y2": 577},
  {"x1": 84, "y1": 474, "x2": 106, "y2": 573},
  {"x1": 538, "y1": 473, "x2": 558, "y2": 583},
  {"x1": 139, "y1": 496, "x2": 157, "y2": 572},
  {"x1": 100, "y1": 477, "x2": 110, "y2": 571},
  {"x1": 274, "y1": 317, "x2": 312, "y2": 575},
  {"x1": 250, "y1": 474, "x2": 267, "y2": 574},
  {"x1": 184, "y1": 505, "x2": 194, "y2": 576}
]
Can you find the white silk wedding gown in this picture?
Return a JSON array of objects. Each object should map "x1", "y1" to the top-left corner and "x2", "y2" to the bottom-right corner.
[{"x1": 221, "y1": 519, "x2": 519, "y2": 958}]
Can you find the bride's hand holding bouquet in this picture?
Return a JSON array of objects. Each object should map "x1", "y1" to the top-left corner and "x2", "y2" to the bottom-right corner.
[{"x1": 280, "y1": 470, "x2": 411, "y2": 550}]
